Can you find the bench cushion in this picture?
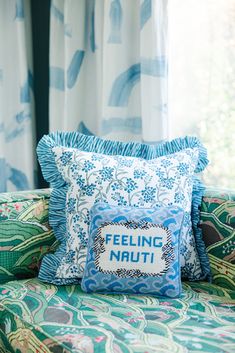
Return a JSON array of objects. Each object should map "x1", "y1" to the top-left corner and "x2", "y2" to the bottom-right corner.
[
  {"x1": 0, "y1": 189, "x2": 56, "y2": 284},
  {"x1": 201, "y1": 188, "x2": 235, "y2": 290},
  {"x1": 0, "y1": 278, "x2": 234, "y2": 352}
]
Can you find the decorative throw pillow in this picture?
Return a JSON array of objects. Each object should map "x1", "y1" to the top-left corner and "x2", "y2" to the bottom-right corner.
[
  {"x1": 37, "y1": 132, "x2": 210, "y2": 284},
  {"x1": 81, "y1": 203, "x2": 184, "y2": 297}
]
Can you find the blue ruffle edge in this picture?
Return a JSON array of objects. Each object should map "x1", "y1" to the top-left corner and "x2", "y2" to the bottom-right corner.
[{"x1": 37, "y1": 131, "x2": 210, "y2": 284}]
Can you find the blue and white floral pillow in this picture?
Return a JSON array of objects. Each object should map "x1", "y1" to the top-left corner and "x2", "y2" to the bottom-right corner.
[
  {"x1": 37, "y1": 134, "x2": 209, "y2": 284},
  {"x1": 81, "y1": 203, "x2": 184, "y2": 298}
]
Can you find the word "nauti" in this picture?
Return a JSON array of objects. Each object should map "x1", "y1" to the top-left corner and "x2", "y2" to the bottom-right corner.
[{"x1": 110, "y1": 250, "x2": 155, "y2": 263}]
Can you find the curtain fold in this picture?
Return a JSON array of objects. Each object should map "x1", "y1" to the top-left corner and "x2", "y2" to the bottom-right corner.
[
  {"x1": 0, "y1": 0, "x2": 36, "y2": 192},
  {"x1": 49, "y1": 0, "x2": 168, "y2": 143}
]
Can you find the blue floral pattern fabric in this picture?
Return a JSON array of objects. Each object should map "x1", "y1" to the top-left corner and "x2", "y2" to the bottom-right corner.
[
  {"x1": 39, "y1": 145, "x2": 205, "y2": 283},
  {"x1": 81, "y1": 203, "x2": 184, "y2": 298}
]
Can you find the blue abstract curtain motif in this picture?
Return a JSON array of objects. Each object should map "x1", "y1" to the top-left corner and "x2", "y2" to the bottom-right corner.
[
  {"x1": 51, "y1": 2, "x2": 64, "y2": 23},
  {"x1": 20, "y1": 70, "x2": 34, "y2": 103},
  {"x1": 15, "y1": 0, "x2": 25, "y2": 20},
  {"x1": 140, "y1": 0, "x2": 152, "y2": 29},
  {"x1": 108, "y1": 58, "x2": 167, "y2": 107},
  {"x1": 50, "y1": 0, "x2": 168, "y2": 142},
  {"x1": 0, "y1": 0, "x2": 36, "y2": 192},
  {"x1": 50, "y1": 51, "x2": 85, "y2": 91},
  {"x1": 108, "y1": 0, "x2": 123, "y2": 44}
]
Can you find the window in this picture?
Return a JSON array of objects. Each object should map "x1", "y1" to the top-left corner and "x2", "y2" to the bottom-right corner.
[{"x1": 168, "y1": 0, "x2": 235, "y2": 188}]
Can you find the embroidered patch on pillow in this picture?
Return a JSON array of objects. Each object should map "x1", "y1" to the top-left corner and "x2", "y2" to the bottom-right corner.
[
  {"x1": 81, "y1": 203, "x2": 184, "y2": 297},
  {"x1": 37, "y1": 132, "x2": 210, "y2": 284}
]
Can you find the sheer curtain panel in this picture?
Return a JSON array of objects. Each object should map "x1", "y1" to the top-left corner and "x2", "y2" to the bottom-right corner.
[
  {"x1": 49, "y1": 0, "x2": 168, "y2": 143},
  {"x1": 0, "y1": 0, "x2": 36, "y2": 192}
]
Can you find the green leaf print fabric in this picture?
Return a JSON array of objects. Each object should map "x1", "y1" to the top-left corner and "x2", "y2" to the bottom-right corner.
[
  {"x1": 201, "y1": 188, "x2": 235, "y2": 290},
  {"x1": 0, "y1": 190, "x2": 57, "y2": 284},
  {"x1": 0, "y1": 278, "x2": 234, "y2": 353}
]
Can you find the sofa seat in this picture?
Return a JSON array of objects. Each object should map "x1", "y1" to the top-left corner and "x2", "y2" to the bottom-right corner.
[{"x1": 0, "y1": 279, "x2": 234, "y2": 353}]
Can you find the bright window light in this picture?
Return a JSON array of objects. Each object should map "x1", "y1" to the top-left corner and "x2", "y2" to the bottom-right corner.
[{"x1": 168, "y1": 0, "x2": 235, "y2": 188}]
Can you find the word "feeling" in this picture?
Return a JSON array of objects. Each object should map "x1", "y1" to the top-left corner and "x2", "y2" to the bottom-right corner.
[{"x1": 105, "y1": 233, "x2": 163, "y2": 264}]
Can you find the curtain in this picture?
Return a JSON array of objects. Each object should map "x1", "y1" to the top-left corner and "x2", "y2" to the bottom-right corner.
[
  {"x1": 49, "y1": 0, "x2": 168, "y2": 143},
  {"x1": 0, "y1": 0, "x2": 36, "y2": 192}
]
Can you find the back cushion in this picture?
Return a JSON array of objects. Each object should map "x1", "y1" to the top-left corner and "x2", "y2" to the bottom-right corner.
[
  {"x1": 0, "y1": 190, "x2": 56, "y2": 283},
  {"x1": 201, "y1": 189, "x2": 235, "y2": 290}
]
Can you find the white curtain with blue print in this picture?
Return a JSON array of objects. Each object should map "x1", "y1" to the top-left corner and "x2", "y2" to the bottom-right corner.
[
  {"x1": 0, "y1": 0, "x2": 36, "y2": 192},
  {"x1": 50, "y1": 0, "x2": 168, "y2": 143}
]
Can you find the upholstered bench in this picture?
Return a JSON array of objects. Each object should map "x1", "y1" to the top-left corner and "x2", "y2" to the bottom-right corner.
[{"x1": 0, "y1": 188, "x2": 234, "y2": 352}]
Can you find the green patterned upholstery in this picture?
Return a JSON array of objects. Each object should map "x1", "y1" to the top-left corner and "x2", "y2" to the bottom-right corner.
[
  {"x1": 0, "y1": 188, "x2": 235, "y2": 352},
  {"x1": 0, "y1": 278, "x2": 234, "y2": 353},
  {"x1": 201, "y1": 188, "x2": 235, "y2": 290},
  {"x1": 0, "y1": 189, "x2": 57, "y2": 284}
]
